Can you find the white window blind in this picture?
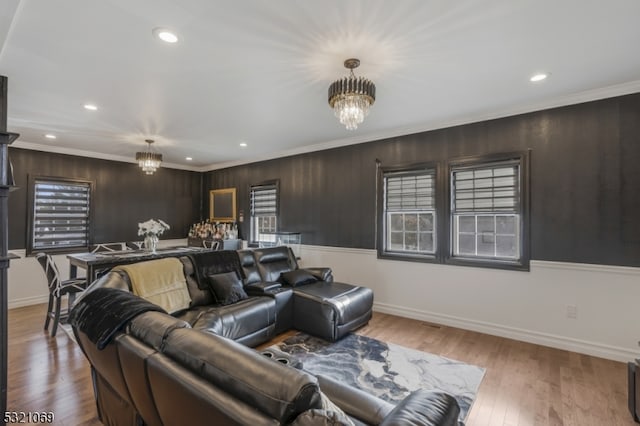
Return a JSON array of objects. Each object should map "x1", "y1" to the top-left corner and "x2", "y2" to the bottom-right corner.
[
  {"x1": 452, "y1": 163, "x2": 519, "y2": 213},
  {"x1": 451, "y1": 161, "x2": 521, "y2": 260},
  {"x1": 250, "y1": 185, "x2": 277, "y2": 217},
  {"x1": 32, "y1": 180, "x2": 91, "y2": 251},
  {"x1": 384, "y1": 170, "x2": 436, "y2": 254}
]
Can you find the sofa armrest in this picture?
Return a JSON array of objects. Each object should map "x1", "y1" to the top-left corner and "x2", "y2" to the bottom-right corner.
[
  {"x1": 304, "y1": 267, "x2": 333, "y2": 283},
  {"x1": 316, "y1": 374, "x2": 393, "y2": 425},
  {"x1": 379, "y1": 390, "x2": 460, "y2": 426},
  {"x1": 244, "y1": 281, "x2": 282, "y2": 296}
]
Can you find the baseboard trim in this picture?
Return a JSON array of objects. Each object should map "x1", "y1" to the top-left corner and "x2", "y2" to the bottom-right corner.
[
  {"x1": 9, "y1": 295, "x2": 49, "y2": 310},
  {"x1": 373, "y1": 302, "x2": 637, "y2": 362}
]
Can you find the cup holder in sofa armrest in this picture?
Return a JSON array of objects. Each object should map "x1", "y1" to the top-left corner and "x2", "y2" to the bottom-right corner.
[{"x1": 260, "y1": 348, "x2": 303, "y2": 369}]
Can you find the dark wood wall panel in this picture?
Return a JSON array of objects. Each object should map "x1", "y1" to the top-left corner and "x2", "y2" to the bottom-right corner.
[
  {"x1": 8, "y1": 148, "x2": 201, "y2": 249},
  {"x1": 205, "y1": 93, "x2": 640, "y2": 267}
]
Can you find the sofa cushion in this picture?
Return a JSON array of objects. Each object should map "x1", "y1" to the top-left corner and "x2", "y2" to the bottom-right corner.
[
  {"x1": 190, "y1": 297, "x2": 276, "y2": 341},
  {"x1": 253, "y1": 246, "x2": 298, "y2": 283},
  {"x1": 280, "y1": 269, "x2": 318, "y2": 287},
  {"x1": 162, "y1": 328, "x2": 322, "y2": 423},
  {"x1": 207, "y1": 271, "x2": 248, "y2": 306},
  {"x1": 179, "y1": 256, "x2": 215, "y2": 307}
]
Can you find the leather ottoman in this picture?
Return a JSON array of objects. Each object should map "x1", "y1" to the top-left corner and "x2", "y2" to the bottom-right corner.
[{"x1": 293, "y1": 282, "x2": 373, "y2": 342}]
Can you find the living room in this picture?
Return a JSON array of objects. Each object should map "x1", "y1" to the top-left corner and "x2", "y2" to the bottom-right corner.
[{"x1": 1, "y1": 1, "x2": 640, "y2": 425}]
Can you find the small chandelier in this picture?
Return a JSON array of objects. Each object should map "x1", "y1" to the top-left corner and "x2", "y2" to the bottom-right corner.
[
  {"x1": 135, "y1": 139, "x2": 162, "y2": 175},
  {"x1": 328, "y1": 58, "x2": 376, "y2": 130}
]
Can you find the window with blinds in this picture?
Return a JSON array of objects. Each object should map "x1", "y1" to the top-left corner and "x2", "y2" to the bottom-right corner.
[
  {"x1": 250, "y1": 183, "x2": 278, "y2": 244},
  {"x1": 451, "y1": 161, "x2": 521, "y2": 260},
  {"x1": 383, "y1": 170, "x2": 436, "y2": 255},
  {"x1": 30, "y1": 179, "x2": 91, "y2": 253}
]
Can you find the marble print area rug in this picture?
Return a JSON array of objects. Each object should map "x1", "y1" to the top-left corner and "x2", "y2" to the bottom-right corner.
[{"x1": 272, "y1": 333, "x2": 485, "y2": 422}]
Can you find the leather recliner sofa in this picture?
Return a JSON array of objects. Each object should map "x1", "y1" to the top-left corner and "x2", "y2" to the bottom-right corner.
[
  {"x1": 89, "y1": 246, "x2": 374, "y2": 347},
  {"x1": 71, "y1": 290, "x2": 461, "y2": 426}
]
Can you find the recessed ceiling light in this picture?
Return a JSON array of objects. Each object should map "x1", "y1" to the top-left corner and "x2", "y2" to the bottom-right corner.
[
  {"x1": 152, "y1": 27, "x2": 179, "y2": 43},
  {"x1": 44, "y1": 134, "x2": 57, "y2": 139},
  {"x1": 239, "y1": 142, "x2": 248, "y2": 148},
  {"x1": 84, "y1": 104, "x2": 98, "y2": 111},
  {"x1": 530, "y1": 73, "x2": 548, "y2": 82},
  {"x1": 185, "y1": 157, "x2": 193, "y2": 161}
]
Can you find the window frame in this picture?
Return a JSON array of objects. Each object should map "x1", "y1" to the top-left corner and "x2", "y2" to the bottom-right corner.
[
  {"x1": 376, "y1": 151, "x2": 530, "y2": 271},
  {"x1": 249, "y1": 180, "x2": 279, "y2": 245},
  {"x1": 26, "y1": 175, "x2": 94, "y2": 256},
  {"x1": 445, "y1": 151, "x2": 530, "y2": 271},
  {"x1": 376, "y1": 162, "x2": 442, "y2": 263}
]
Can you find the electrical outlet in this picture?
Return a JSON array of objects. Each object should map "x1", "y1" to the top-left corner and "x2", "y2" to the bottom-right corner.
[{"x1": 566, "y1": 305, "x2": 577, "y2": 319}]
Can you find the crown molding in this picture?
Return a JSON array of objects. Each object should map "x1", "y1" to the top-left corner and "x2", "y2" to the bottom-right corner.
[
  {"x1": 205, "y1": 79, "x2": 640, "y2": 171},
  {"x1": 10, "y1": 140, "x2": 207, "y2": 172}
]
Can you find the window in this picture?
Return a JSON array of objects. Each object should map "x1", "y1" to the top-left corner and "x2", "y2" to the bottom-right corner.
[
  {"x1": 250, "y1": 182, "x2": 278, "y2": 245},
  {"x1": 449, "y1": 155, "x2": 529, "y2": 269},
  {"x1": 379, "y1": 167, "x2": 437, "y2": 259},
  {"x1": 376, "y1": 152, "x2": 529, "y2": 270},
  {"x1": 27, "y1": 177, "x2": 92, "y2": 254}
]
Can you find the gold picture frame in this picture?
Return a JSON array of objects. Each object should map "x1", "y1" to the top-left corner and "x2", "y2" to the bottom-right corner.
[{"x1": 209, "y1": 188, "x2": 237, "y2": 222}]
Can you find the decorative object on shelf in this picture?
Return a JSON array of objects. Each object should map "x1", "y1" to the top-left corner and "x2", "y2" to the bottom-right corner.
[
  {"x1": 135, "y1": 139, "x2": 163, "y2": 175},
  {"x1": 138, "y1": 219, "x2": 170, "y2": 253},
  {"x1": 328, "y1": 58, "x2": 376, "y2": 130},
  {"x1": 188, "y1": 220, "x2": 238, "y2": 240}
]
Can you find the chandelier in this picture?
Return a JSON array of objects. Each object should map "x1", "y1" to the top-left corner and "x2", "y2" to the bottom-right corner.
[
  {"x1": 135, "y1": 139, "x2": 162, "y2": 175},
  {"x1": 328, "y1": 58, "x2": 376, "y2": 130}
]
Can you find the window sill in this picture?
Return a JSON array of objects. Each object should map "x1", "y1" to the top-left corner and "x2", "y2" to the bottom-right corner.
[
  {"x1": 377, "y1": 251, "x2": 438, "y2": 264},
  {"x1": 445, "y1": 256, "x2": 530, "y2": 272}
]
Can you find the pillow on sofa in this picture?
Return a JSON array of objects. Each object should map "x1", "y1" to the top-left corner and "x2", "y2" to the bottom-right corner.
[
  {"x1": 206, "y1": 271, "x2": 248, "y2": 306},
  {"x1": 280, "y1": 269, "x2": 318, "y2": 287},
  {"x1": 291, "y1": 391, "x2": 355, "y2": 426}
]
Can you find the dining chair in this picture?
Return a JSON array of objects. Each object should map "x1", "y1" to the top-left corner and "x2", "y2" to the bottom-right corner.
[
  {"x1": 125, "y1": 241, "x2": 144, "y2": 250},
  {"x1": 90, "y1": 243, "x2": 124, "y2": 253},
  {"x1": 36, "y1": 253, "x2": 88, "y2": 337},
  {"x1": 203, "y1": 239, "x2": 223, "y2": 250}
]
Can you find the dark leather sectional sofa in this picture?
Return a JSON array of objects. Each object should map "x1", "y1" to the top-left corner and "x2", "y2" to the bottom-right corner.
[{"x1": 71, "y1": 246, "x2": 461, "y2": 425}]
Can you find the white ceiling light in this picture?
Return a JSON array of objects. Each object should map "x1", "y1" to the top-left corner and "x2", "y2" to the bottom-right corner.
[
  {"x1": 83, "y1": 104, "x2": 98, "y2": 111},
  {"x1": 530, "y1": 73, "x2": 548, "y2": 82},
  {"x1": 185, "y1": 157, "x2": 193, "y2": 161},
  {"x1": 44, "y1": 134, "x2": 56, "y2": 139},
  {"x1": 239, "y1": 142, "x2": 248, "y2": 147},
  {"x1": 153, "y1": 27, "x2": 178, "y2": 43}
]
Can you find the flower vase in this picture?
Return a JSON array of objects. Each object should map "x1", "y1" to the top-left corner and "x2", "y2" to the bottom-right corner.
[{"x1": 144, "y1": 234, "x2": 159, "y2": 253}]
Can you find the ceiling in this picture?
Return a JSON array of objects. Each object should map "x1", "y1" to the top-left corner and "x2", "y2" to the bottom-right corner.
[{"x1": 1, "y1": 0, "x2": 639, "y2": 171}]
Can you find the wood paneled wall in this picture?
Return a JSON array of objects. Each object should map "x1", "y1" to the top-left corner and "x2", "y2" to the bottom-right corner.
[
  {"x1": 8, "y1": 148, "x2": 202, "y2": 250},
  {"x1": 206, "y1": 93, "x2": 640, "y2": 267}
]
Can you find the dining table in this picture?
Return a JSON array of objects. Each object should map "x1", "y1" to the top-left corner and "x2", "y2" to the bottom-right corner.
[{"x1": 67, "y1": 246, "x2": 209, "y2": 282}]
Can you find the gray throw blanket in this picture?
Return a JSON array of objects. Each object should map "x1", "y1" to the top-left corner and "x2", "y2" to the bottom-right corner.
[{"x1": 69, "y1": 287, "x2": 166, "y2": 350}]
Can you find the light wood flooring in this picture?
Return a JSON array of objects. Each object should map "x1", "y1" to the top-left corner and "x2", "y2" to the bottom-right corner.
[{"x1": 6, "y1": 304, "x2": 636, "y2": 426}]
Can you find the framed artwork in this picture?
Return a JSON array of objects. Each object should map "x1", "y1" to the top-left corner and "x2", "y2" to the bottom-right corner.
[{"x1": 209, "y1": 188, "x2": 236, "y2": 221}]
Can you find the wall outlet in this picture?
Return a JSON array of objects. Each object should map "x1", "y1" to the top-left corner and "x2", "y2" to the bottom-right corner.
[{"x1": 566, "y1": 305, "x2": 577, "y2": 319}]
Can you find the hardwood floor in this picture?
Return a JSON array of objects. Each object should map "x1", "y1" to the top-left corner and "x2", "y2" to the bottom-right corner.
[{"x1": 7, "y1": 304, "x2": 635, "y2": 425}]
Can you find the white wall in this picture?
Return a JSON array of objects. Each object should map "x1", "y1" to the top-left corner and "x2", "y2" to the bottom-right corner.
[
  {"x1": 7, "y1": 239, "x2": 187, "y2": 309},
  {"x1": 298, "y1": 244, "x2": 640, "y2": 362}
]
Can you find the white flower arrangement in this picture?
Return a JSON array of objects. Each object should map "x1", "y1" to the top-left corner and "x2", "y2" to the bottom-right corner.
[{"x1": 137, "y1": 219, "x2": 170, "y2": 237}]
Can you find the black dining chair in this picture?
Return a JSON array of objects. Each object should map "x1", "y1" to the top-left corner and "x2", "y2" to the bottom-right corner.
[{"x1": 36, "y1": 253, "x2": 88, "y2": 337}]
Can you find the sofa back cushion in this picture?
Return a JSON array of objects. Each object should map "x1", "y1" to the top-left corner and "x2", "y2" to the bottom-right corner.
[
  {"x1": 238, "y1": 249, "x2": 262, "y2": 285},
  {"x1": 253, "y1": 247, "x2": 299, "y2": 283},
  {"x1": 178, "y1": 256, "x2": 215, "y2": 307},
  {"x1": 162, "y1": 328, "x2": 321, "y2": 423}
]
